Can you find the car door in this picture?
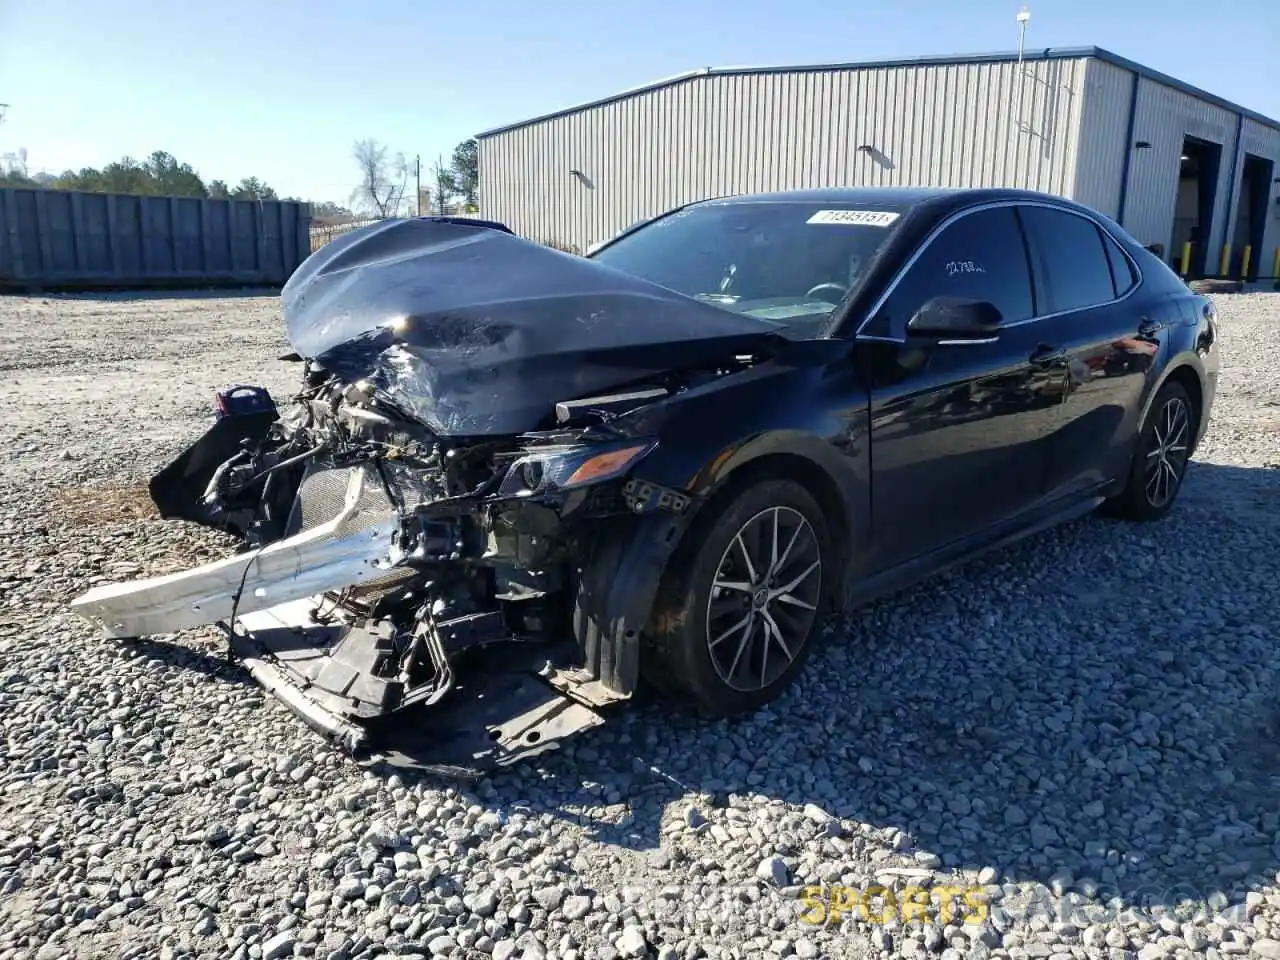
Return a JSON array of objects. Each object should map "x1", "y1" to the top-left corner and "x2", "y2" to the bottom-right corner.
[
  {"x1": 858, "y1": 204, "x2": 1069, "y2": 571},
  {"x1": 1015, "y1": 203, "x2": 1162, "y2": 498}
]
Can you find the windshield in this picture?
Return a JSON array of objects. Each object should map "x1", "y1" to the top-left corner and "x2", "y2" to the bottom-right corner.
[{"x1": 589, "y1": 200, "x2": 904, "y2": 335}]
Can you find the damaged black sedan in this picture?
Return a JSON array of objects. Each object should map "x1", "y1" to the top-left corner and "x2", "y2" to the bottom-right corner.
[{"x1": 71, "y1": 186, "x2": 1219, "y2": 771}]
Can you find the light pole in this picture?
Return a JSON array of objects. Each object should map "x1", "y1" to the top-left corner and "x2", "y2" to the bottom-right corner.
[{"x1": 1013, "y1": 7, "x2": 1031, "y2": 132}]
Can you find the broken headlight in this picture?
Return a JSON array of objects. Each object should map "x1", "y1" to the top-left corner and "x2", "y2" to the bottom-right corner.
[{"x1": 498, "y1": 440, "x2": 657, "y2": 497}]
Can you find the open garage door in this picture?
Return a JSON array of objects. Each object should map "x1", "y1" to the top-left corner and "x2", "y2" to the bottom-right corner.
[
  {"x1": 1170, "y1": 136, "x2": 1223, "y2": 278},
  {"x1": 1230, "y1": 153, "x2": 1275, "y2": 281}
]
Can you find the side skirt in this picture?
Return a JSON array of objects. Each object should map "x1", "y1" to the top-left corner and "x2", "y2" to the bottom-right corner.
[{"x1": 846, "y1": 488, "x2": 1108, "y2": 610}]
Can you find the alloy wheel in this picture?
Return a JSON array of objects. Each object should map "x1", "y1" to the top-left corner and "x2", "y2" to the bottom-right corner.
[
  {"x1": 705, "y1": 506, "x2": 822, "y2": 692},
  {"x1": 1144, "y1": 396, "x2": 1191, "y2": 509}
]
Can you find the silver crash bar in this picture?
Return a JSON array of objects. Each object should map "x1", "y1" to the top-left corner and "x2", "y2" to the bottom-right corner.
[{"x1": 70, "y1": 467, "x2": 399, "y2": 639}]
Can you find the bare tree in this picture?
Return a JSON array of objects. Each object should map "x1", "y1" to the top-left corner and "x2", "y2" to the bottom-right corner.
[{"x1": 351, "y1": 139, "x2": 396, "y2": 217}]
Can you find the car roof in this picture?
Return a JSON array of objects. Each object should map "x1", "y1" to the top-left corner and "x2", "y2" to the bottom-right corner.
[
  {"x1": 692, "y1": 185, "x2": 1091, "y2": 217},
  {"x1": 697, "y1": 186, "x2": 948, "y2": 207}
]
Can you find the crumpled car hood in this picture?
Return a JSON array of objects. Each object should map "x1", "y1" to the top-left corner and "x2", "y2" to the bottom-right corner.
[{"x1": 282, "y1": 217, "x2": 786, "y2": 436}]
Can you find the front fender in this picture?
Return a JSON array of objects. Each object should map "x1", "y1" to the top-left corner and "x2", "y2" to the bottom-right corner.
[
  {"x1": 628, "y1": 424, "x2": 869, "y2": 609},
  {"x1": 575, "y1": 429, "x2": 866, "y2": 698},
  {"x1": 688, "y1": 428, "x2": 862, "y2": 515},
  {"x1": 592, "y1": 344, "x2": 870, "y2": 655}
]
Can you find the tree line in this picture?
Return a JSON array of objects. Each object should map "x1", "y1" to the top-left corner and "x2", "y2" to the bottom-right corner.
[
  {"x1": 0, "y1": 148, "x2": 316, "y2": 206},
  {"x1": 350, "y1": 138, "x2": 478, "y2": 219},
  {"x1": 0, "y1": 135, "x2": 484, "y2": 221}
]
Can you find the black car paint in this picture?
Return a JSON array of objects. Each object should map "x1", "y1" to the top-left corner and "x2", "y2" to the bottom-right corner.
[
  {"x1": 584, "y1": 188, "x2": 1217, "y2": 626},
  {"x1": 188, "y1": 187, "x2": 1215, "y2": 710}
]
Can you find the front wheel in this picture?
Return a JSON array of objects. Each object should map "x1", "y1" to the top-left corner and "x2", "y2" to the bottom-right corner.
[
  {"x1": 1104, "y1": 380, "x2": 1195, "y2": 521},
  {"x1": 643, "y1": 478, "x2": 835, "y2": 716}
]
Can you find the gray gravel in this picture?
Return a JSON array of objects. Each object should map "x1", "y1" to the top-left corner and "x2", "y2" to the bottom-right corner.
[{"x1": 2, "y1": 290, "x2": 1280, "y2": 960}]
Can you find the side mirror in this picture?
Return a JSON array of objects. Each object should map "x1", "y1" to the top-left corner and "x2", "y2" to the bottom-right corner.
[{"x1": 906, "y1": 297, "x2": 1003, "y2": 340}]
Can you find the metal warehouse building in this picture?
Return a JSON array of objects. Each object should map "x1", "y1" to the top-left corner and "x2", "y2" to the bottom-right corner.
[{"x1": 475, "y1": 46, "x2": 1280, "y2": 281}]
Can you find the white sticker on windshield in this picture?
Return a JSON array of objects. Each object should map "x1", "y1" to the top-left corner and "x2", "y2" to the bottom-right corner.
[{"x1": 806, "y1": 209, "x2": 900, "y2": 227}]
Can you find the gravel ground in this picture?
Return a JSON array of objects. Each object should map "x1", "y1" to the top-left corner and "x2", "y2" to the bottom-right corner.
[{"x1": 2, "y1": 291, "x2": 1280, "y2": 960}]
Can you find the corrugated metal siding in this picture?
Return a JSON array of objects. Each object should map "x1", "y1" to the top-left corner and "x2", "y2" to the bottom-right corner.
[
  {"x1": 1121, "y1": 78, "x2": 1240, "y2": 253},
  {"x1": 1237, "y1": 119, "x2": 1280, "y2": 277},
  {"x1": 479, "y1": 58, "x2": 1090, "y2": 251},
  {"x1": 0, "y1": 189, "x2": 311, "y2": 290},
  {"x1": 1071, "y1": 59, "x2": 1134, "y2": 217}
]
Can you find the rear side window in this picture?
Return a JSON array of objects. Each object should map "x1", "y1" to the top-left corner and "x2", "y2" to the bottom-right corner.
[
  {"x1": 1017, "y1": 205, "x2": 1117, "y2": 314},
  {"x1": 1101, "y1": 230, "x2": 1138, "y2": 297},
  {"x1": 876, "y1": 206, "x2": 1034, "y2": 332}
]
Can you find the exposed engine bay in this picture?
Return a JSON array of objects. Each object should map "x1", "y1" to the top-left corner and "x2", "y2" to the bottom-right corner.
[{"x1": 71, "y1": 368, "x2": 715, "y2": 772}]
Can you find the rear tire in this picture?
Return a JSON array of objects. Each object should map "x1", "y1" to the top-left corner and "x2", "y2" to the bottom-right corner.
[
  {"x1": 643, "y1": 478, "x2": 835, "y2": 717},
  {"x1": 1104, "y1": 380, "x2": 1196, "y2": 521}
]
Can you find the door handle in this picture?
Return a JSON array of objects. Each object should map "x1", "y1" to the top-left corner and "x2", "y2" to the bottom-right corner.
[
  {"x1": 1029, "y1": 344, "x2": 1068, "y2": 368},
  {"x1": 1137, "y1": 318, "x2": 1164, "y2": 337}
]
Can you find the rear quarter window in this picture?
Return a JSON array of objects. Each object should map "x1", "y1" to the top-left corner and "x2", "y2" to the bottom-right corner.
[{"x1": 1101, "y1": 230, "x2": 1138, "y2": 297}]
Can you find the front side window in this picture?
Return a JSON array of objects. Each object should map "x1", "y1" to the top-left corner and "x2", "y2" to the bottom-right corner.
[
  {"x1": 1017, "y1": 205, "x2": 1118, "y2": 313},
  {"x1": 875, "y1": 205, "x2": 1034, "y2": 333},
  {"x1": 590, "y1": 201, "x2": 905, "y2": 337}
]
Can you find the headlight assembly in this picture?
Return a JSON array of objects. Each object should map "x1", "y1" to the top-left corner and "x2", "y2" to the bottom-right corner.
[{"x1": 498, "y1": 440, "x2": 657, "y2": 497}]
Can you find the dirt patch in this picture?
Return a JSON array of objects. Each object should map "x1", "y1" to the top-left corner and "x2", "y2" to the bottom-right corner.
[{"x1": 51, "y1": 482, "x2": 158, "y2": 525}]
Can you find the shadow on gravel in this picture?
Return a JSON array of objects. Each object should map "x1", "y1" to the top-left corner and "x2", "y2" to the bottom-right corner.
[
  {"x1": 118, "y1": 636, "x2": 254, "y2": 685},
  {"x1": 141, "y1": 460, "x2": 1280, "y2": 912},
  {"x1": 470, "y1": 460, "x2": 1280, "y2": 911}
]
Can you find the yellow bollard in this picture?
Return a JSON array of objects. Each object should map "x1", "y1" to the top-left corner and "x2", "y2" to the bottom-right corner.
[
  {"x1": 1219, "y1": 244, "x2": 1231, "y2": 277},
  {"x1": 1180, "y1": 242, "x2": 1192, "y2": 276},
  {"x1": 1242, "y1": 245, "x2": 1252, "y2": 279}
]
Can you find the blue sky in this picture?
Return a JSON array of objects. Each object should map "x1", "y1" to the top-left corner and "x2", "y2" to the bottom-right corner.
[{"x1": 1, "y1": 0, "x2": 1276, "y2": 205}]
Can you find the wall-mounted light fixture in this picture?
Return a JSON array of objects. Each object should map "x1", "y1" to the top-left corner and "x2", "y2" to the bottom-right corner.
[{"x1": 855, "y1": 143, "x2": 895, "y2": 171}]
